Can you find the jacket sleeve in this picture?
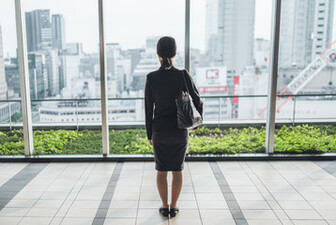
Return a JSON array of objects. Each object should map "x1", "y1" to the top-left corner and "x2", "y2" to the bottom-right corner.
[
  {"x1": 184, "y1": 69, "x2": 203, "y2": 117},
  {"x1": 144, "y1": 75, "x2": 154, "y2": 140}
]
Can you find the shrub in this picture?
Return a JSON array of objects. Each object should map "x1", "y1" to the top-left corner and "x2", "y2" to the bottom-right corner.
[
  {"x1": 61, "y1": 130, "x2": 102, "y2": 155},
  {"x1": 274, "y1": 125, "x2": 335, "y2": 153},
  {"x1": 0, "y1": 125, "x2": 335, "y2": 155}
]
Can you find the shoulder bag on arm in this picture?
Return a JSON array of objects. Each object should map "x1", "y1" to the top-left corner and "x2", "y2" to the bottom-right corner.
[{"x1": 175, "y1": 70, "x2": 203, "y2": 129}]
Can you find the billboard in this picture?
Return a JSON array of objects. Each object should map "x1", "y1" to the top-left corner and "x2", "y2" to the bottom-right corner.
[{"x1": 195, "y1": 67, "x2": 227, "y2": 93}]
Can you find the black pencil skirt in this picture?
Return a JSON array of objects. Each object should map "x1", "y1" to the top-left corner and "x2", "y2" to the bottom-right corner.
[{"x1": 152, "y1": 129, "x2": 189, "y2": 171}]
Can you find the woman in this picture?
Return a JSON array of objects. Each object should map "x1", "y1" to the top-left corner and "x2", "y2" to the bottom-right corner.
[{"x1": 144, "y1": 36, "x2": 203, "y2": 217}]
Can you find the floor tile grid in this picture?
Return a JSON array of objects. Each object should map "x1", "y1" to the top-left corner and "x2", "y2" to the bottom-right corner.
[
  {"x1": 64, "y1": 163, "x2": 118, "y2": 225},
  {"x1": 183, "y1": 162, "x2": 203, "y2": 225},
  {"x1": 1, "y1": 161, "x2": 336, "y2": 225},
  {"x1": 295, "y1": 161, "x2": 336, "y2": 200},
  {"x1": 246, "y1": 161, "x2": 315, "y2": 224},
  {"x1": 62, "y1": 163, "x2": 107, "y2": 223},
  {"x1": 313, "y1": 161, "x2": 336, "y2": 197},
  {"x1": 23, "y1": 163, "x2": 78, "y2": 225},
  {"x1": 130, "y1": 162, "x2": 162, "y2": 225},
  {"x1": 48, "y1": 163, "x2": 97, "y2": 225},
  {"x1": 135, "y1": 161, "x2": 150, "y2": 225},
  {"x1": 315, "y1": 161, "x2": 336, "y2": 179},
  {"x1": 292, "y1": 161, "x2": 336, "y2": 223},
  {"x1": 0, "y1": 163, "x2": 28, "y2": 187},
  {"x1": 0, "y1": 163, "x2": 48, "y2": 218},
  {"x1": 41, "y1": 163, "x2": 91, "y2": 224},
  {"x1": 0, "y1": 163, "x2": 54, "y2": 225},
  {"x1": 239, "y1": 161, "x2": 289, "y2": 224},
  {"x1": 0, "y1": 163, "x2": 31, "y2": 208},
  {"x1": 209, "y1": 161, "x2": 248, "y2": 225},
  {"x1": 269, "y1": 161, "x2": 329, "y2": 224},
  {"x1": 0, "y1": 163, "x2": 39, "y2": 193},
  {"x1": 92, "y1": 162, "x2": 123, "y2": 225}
]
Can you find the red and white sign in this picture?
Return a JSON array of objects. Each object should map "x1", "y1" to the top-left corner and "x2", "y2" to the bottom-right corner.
[
  {"x1": 198, "y1": 86, "x2": 227, "y2": 93},
  {"x1": 206, "y1": 69, "x2": 219, "y2": 79},
  {"x1": 233, "y1": 76, "x2": 239, "y2": 104},
  {"x1": 196, "y1": 67, "x2": 227, "y2": 93}
]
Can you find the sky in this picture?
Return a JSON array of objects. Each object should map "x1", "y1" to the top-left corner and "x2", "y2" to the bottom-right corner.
[{"x1": 0, "y1": 0, "x2": 335, "y2": 57}]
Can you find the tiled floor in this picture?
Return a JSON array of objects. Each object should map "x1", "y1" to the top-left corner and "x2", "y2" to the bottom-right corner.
[{"x1": 0, "y1": 161, "x2": 336, "y2": 225}]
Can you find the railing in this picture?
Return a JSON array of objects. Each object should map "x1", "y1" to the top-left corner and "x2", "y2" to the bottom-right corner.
[{"x1": 0, "y1": 93, "x2": 335, "y2": 130}]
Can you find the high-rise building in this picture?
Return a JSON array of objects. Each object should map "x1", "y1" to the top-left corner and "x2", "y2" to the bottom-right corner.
[
  {"x1": 146, "y1": 36, "x2": 159, "y2": 51},
  {"x1": 206, "y1": 0, "x2": 255, "y2": 74},
  {"x1": 63, "y1": 43, "x2": 82, "y2": 92},
  {"x1": 59, "y1": 55, "x2": 66, "y2": 91},
  {"x1": 106, "y1": 43, "x2": 121, "y2": 80},
  {"x1": 279, "y1": 0, "x2": 334, "y2": 68},
  {"x1": 205, "y1": 0, "x2": 218, "y2": 65},
  {"x1": 28, "y1": 53, "x2": 48, "y2": 99},
  {"x1": 0, "y1": 25, "x2": 8, "y2": 100},
  {"x1": 6, "y1": 53, "x2": 48, "y2": 99},
  {"x1": 254, "y1": 38, "x2": 270, "y2": 67},
  {"x1": 25, "y1": 9, "x2": 52, "y2": 52},
  {"x1": 131, "y1": 53, "x2": 159, "y2": 92},
  {"x1": 5, "y1": 63, "x2": 20, "y2": 96},
  {"x1": 52, "y1": 14, "x2": 66, "y2": 50},
  {"x1": 45, "y1": 50, "x2": 60, "y2": 96}
]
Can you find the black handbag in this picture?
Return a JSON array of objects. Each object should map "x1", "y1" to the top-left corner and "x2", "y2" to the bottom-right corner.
[{"x1": 175, "y1": 70, "x2": 203, "y2": 129}]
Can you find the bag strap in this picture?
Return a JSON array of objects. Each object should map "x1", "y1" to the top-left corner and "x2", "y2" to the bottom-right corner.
[{"x1": 181, "y1": 69, "x2": 190, "y2": 94}]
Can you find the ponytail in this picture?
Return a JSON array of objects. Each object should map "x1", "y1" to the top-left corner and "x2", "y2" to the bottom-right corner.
[{"x1": 161, "y1": 57, "x2": 172, "y2": 70}]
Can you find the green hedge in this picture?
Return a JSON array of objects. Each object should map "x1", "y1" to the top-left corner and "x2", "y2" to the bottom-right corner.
[{"x1": 0, "y1": 125, "x2": 335, "y2": 155}]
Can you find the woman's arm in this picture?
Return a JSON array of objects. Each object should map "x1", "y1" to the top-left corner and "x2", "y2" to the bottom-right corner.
[
  {"x1": 183, "y1": 69, "x2": 203, "y2": 117},
  {"x1": 144, "y1": 75, "x2": 154, "y2": 140}
]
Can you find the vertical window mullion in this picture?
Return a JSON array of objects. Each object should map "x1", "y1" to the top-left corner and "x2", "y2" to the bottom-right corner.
[
  {"x1": 14, "y1": 0, "x2": 34, "y2": 156},
  {"x1": 98, "y1": 0, "x2": 109, "y2": 156},
  {"x1": 265, "y1": 0, "x2": 282, "y2": 154},
  {"x1": 185, "y1": 0, "x2": 190, "y2": 71}
]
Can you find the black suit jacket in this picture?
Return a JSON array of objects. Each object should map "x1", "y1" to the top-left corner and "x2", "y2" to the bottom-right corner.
[{"x1": 144, "y1": 66, "x2": 203, "y2": 139}]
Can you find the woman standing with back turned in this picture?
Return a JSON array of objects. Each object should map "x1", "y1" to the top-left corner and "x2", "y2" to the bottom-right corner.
[{"x1": 144, "y1": 36, "x2": 203, "y2": 217}]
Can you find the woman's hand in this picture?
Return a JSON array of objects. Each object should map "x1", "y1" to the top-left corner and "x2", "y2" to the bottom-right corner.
[{"x1": 148, "y1": 139, "x2": 153, "y2": 146}]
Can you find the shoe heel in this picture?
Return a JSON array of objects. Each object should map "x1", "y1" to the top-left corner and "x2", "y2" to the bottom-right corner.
[
  {"x1": 169, "y1": 208, "x2": 179, "y2": 217},
  {"x1": 159, "y1": 207, "x2": 169, "y2": 217}
]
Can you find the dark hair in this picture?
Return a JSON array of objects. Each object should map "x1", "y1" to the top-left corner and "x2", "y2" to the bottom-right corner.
[{"x1": 156, "y1": 36, "x2": 177, "y2": 70}]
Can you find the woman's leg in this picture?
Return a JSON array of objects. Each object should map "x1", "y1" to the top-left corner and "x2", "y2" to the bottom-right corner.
[
  {"x1": 170, "y1": 171, "x2": 183, "y2": 208},
  {"x1": 156, "y1": 171, "x2": 169, "y2": 208}
]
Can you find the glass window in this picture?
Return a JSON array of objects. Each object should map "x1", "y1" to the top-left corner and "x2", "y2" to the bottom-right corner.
[
  {"x1": 275, "y1": 0, "x2": 336, "y2": 122},
  {"x1": 104, "y1": 0, "x2": 185, "y2": 124},
  {"x1": 23, "y1": 0, "x2": 102, "y2": 155},
  {"x1": 273, "y1": 0, "x2": 336, "y2": 154},
  {"x1": 23, "y1": 0, "x2": 102, "y2": 127},
  {"x1": 191, "y1": 0, "x2": 273, "y2": 123},
  {"x1": 0, "y1": 0, "x2": 25, "y2": 155}
]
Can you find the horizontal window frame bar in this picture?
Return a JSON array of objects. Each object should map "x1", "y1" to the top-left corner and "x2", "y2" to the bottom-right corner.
[
  {"x1": 1, "y1": 119, "x2": 336, "y2": 129},
  {"x1": 1, "y1": 93, "x2": 336, "y2": 103},
  {"x1": 1, "y1": 153, "x2": 336, "y2": 162}
]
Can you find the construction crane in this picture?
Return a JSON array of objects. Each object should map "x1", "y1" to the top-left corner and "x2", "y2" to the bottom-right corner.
[{"x1": 258, "y1": 40, "x2": 336, "y2": 118}]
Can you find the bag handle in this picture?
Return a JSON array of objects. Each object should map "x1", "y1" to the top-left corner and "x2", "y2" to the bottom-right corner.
[{"x1": 181, "y1": 69, "x2": 190, "y2": 94}]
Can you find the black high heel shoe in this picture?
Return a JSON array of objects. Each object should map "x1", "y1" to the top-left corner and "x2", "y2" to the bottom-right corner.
[
  {"x1": 169, "y1": 207, "x2": 179, "y2": 217},
  {"x1": 159, "y1": 207, "x2": 169, "y2": 217}
]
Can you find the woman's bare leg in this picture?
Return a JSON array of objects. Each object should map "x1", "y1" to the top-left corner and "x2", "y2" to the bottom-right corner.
[
  {"x1": 156, "y1": 171, "x2": 169, "y2": 208},
  {"x1": 170, "y1": 171, "x2": 183, "y2": 208}
]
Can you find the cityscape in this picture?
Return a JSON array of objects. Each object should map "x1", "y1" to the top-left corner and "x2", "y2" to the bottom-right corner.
[{"x1": 0, "y1": 0, "x2": 335, "y2": 125}]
